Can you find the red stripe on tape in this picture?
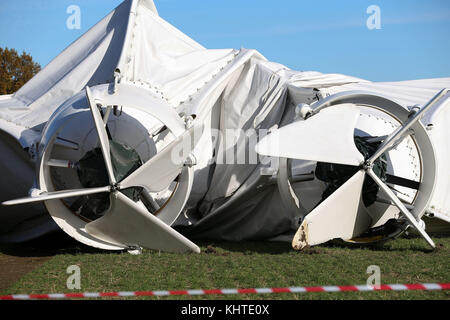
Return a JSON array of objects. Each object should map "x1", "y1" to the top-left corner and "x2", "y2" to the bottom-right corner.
[
  {"x1": 100, "y1": 292, "x2": 119, "y2": 297},
  {"x1": 64, "y1": 293, "x2": 85, "y2": 298},
  {"x1": 237, "y1": 288, "x2": 257, "y2": 294},
  {"x1": 405, "y1": 284, "x2": 426, "y2": 290},
  {"x1": 169, "y1": 290, "x2": 189, "y2": 296},
  {"x1": 305, "y1": 286, "x2": 325, "y2": 292},
  {"x1": 439, "y1": 283, "x2": 450, "y2": 290},
  {"x1": 338, "y1": 286, "x2": 359, "y2": 292},
  {"x1": 203, "y1": 289, "x2": 223, "y2": 295}
]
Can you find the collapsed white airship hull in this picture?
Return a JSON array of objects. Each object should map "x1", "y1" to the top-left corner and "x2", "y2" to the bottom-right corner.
[{"x1": 0, "y1": 0, "x2": 449, "y2": 251}]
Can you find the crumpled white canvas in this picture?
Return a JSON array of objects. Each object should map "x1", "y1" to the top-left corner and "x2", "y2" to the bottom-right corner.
[{"x1": 0, "y1": 0, "x2": 448, "y2": 242}]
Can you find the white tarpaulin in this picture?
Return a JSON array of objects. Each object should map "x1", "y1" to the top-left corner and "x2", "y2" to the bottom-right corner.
[{"x1": 0, "y1": 0, "x2": 448, "y2": 242}]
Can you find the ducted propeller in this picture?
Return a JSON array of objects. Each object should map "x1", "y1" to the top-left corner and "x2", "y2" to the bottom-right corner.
[
  {"x1": 2, "y1": 86, "x2": 203, "y2": 253},
  {"x1": 256, "y1": 91, "x2": 450, "y2": 250}
]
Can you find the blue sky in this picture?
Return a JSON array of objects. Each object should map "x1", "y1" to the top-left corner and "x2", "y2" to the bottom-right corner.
[{"x1": 0, "y1": 0, "x2": 449, "y2": 82}]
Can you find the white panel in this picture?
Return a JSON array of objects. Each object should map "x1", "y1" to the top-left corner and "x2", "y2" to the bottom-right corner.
[
  {"x1": 256, "y1": 104, "x2": 364, "y2": 166},
  {"x1": 120, "y1": 124, "x2": 203, "y2": 192},
  {"x1": 85, "y1": 192, "x2": 200, "y2": 253},
  {"x1": 292, "y1": 170, "x2": 371, "y2": 249}
]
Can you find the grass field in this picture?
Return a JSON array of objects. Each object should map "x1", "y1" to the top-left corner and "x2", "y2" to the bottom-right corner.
[{"x1": 1, "y1": 233, "x2": 449, "y2": 300}]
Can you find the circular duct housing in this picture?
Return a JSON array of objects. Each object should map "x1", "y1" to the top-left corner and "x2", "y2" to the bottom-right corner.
[
  {"x1": 36, "y1": 84, "x2": 194, "y2": 250},
  {"x1": 279, "y1": 91, "x2": 437, "y2": 244}
]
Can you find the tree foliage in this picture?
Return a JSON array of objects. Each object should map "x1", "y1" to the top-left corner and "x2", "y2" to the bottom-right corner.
[{"x1": 0, "y1": 47, "x2": 41, "y2": 95}]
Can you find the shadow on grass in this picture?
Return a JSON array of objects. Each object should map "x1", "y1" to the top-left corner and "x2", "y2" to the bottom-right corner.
[
  {"x1": 1, "y1": 231, "x2": 447, "y2": 258},
  {"x1": 0, "y1": 231, "x2": 116, "y2": 258},
  {"x1": 324, "y1": 234, "x2": 448, "y2": 254},
  {"x1": 195, "y1": 235, "x2": 446, "y2": 255},
  {"x1": 327, "y1": 242, "x2": 435, "y2": 254},
  {"x1": 197, "y1": 240, "x2": 294, "y2": 255}
]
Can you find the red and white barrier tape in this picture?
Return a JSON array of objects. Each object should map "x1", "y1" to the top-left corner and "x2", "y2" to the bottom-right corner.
[{"x1": 1, "y1": 283, "x2": 448, "y2": 300}]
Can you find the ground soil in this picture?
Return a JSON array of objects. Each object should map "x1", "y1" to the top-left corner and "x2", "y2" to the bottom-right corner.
[
  {"x1": 0, "y1": 254, "x2": 50, "y2": 292},
  {"x1": 0, "y1": 231, "x2": 79, "y2": 292}
]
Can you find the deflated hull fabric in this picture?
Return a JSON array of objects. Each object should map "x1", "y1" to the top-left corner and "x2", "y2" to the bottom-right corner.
[
  {"x1": 0, "y1": 0, "x2": 449, "y2": 242},
  {"x1": 0, "y1": 130, "x2": 58, "y2": 242}
]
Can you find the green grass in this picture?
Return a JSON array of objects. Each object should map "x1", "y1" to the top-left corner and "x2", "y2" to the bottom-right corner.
[{"x1": 2, "y1": 236, "x2": 450, "y2": 300}]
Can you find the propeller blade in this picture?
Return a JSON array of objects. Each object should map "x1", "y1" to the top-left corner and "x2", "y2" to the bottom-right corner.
[
  {"x1": 256, "y1": 104, "x2": 364, "y2": 166},
  {"x1": 85, "y1": 192, "x2": 200, "y2": 253},
  {"x1": 292, "y1": 170, "x2": 372, "y2": 250},
  {"x1": 366, "y1": 168, "x2": 435, "y2": 249},
  {"x1": 120, "y1": 124, "x2": 203, "y2": 192},
  {"x1": 86, "y1": 86, "x2": 116, "y2": 185},
  {"x1": 2, "y1": 186, "x2": 111, "y2": 206}
]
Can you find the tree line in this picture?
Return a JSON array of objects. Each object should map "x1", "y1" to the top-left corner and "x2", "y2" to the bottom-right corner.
[{"x1": 0, "y1": 47, "x2": 41, "y2": 95}]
